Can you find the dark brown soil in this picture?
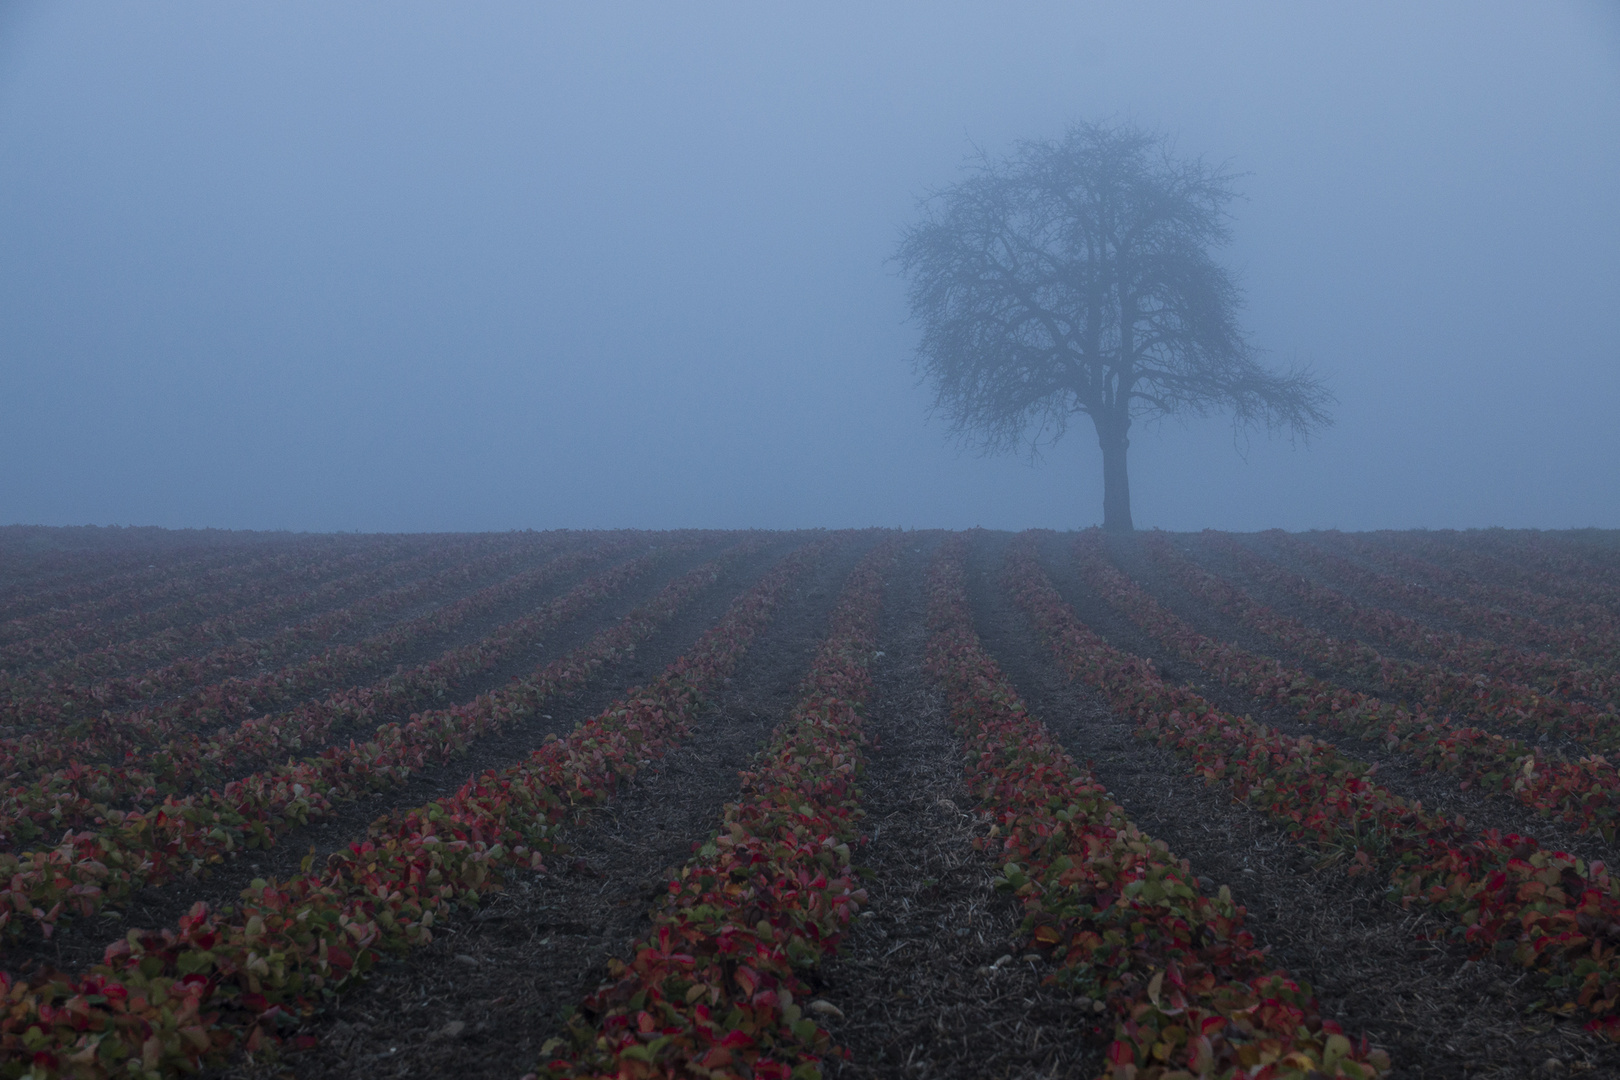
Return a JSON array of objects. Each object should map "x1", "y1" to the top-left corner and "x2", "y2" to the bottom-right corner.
[
  {"x1": 1031, "y1": 532, "x2": 1597, "y2": 856},
  {"x1": 212, "y1": 536, "x2": 734, "y2": 771},
  {"x1": 818, "y1": 534, "x2": 1106, "y2": 1080},
  {"x1": 1428, "y1": 532, "x2": 1620, "y2": 599},
  {"x1": 8, "y1": 535, "x2": 807, "y2": 975},
  {"x1": 11, "y1": 535, "x2": 570, "y2": 704},
  {"x1": 1102, "y1": 532, "x2": 1393, "y2": 699},
  {"x1": 1358, "y1": 535, "x2": 1620, "y2": 625},
  {"x1": 208, "y1": 532, "x2": 882, "y2": 1080},
  {"x1": 966, "y1": 529, "x2": 1620, "y2": 1079},
  {"x1": 1088, "y1": 534, "x2": 1619, "y2": 863},
  {"x1": 0, "y1": 536, "x2": 442, "y2": 666},
  {"x1": 13, "y1": 526, "x2": 1620, "y2": 1080},
  {"x1": 0, "y1": 531, "x2": 355, "y2": 625},
  {"x1": 1296, "y1": 534, "x2": 1620, "y2": 684},
  {"x1": 1160, "y1": 531, "x2": 1438, "y2": 666},
  {"x1": 1233, "y1": 531, "x2": 1486, "y2": 649}
]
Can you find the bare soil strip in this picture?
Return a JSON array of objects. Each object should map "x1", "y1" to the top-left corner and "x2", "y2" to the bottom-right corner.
[
  {"x1": 1102, "y1": 533, "x2": 1391, "y2": 699},
  {"x1": 0, "y1": 531, "x2": 357, "y2": 626},
  {"x1": 98, "y1": 538, "x2": 564, "y2": 690},
  {"x1": 969, "y1": 530, "x2": 1620, "y2": 1078},
  {"x1": 0, "y1": 540, "x2": 568, "y2": 751},
  {"x1": 1157, "y1": 532, "x2": 1432, "y2": 666},
  {"x1": 818, "y1": 534, "x2": 1104, "y2": 1080},
  {"x1": 208, "y1": 533, "x2": 880, "y2": 1079},
  {"x1": 12, "y1": 536, "x2": 802, "y2": 976},
  {"x1": 0, "y1": 535, "x2": 441, "y2": 664},
  {"x1": 1039, "y1": 532, "x2": 1614, "y2": 864},
  {"x1": 1089, "y1": 534, "x2": 1617, "y2": 863},
  {"x1": 1220, "y1": 533, "x2": 1485, "y2": 654}
]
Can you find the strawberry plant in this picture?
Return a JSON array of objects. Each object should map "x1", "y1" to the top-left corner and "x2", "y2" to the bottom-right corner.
[
  {"x1": 928, "y1": 537, "x2": 1389, "y2": 1079},
  {"x1": 1078, "y1": 533, "x2": 1620, "y2": 840},
  {"x1": 537, "y1": 537, "x2": 898, "y2": 1080},
  {"x1": 1139, "y1": 532, "x2": 1620, "y2": 754},
  {"x1": 0, "y1": 538, "x2": 761, "y2": 943},
  {"x1": 0, "y1": 536, "x2": 840, "y2": 1077},
  {"x1": 1235, "y1": 531, "x2": 1620, "y2": 706},
  {"x1": 1005, "y1": 535, "x2": 1620, "y2": 1039}
]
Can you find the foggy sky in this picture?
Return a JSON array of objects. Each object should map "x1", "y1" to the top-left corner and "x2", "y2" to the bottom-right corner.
[{"x1": 2, "y1": 2, "x2": 1617, "y2": 533}]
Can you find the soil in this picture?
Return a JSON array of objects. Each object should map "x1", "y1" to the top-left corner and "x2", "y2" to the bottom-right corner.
[
  {"x1": 1165, "y1": 531, "x2": 1441, "y2": 665},
  {"x1": 210, "y1": 532, "x2": 882, "y2": 1080},
  {"x1": 0, "y1": 531, "x2": 348, "y2": 623},
  {"x1": 6, "y1": 535, "x2": 803, "y2": 975},
  {"x1": 1100, "y1": 532, "x2": 1387, "y2": 695},
  {"x1": 0, "y1": 536, "x2": 438, "y2": 659},
  {"x1": 7, "y1": 526, "x2": 1620, "y2": 1080},
  {"x1": 209, "y1": 536, "x2": 733, "y2": 774},
  {"x1": 818, "y1": 534, "x2": 1106, "y2": 1080},
  {"x1": 1084, "y1": 534, "x2": 1618, "y2": 863},
  {"x1": 1361, "y1": 536, "x2": 1620, "y2": 625},
  {"x1": 966, "y1": 529, "x2": 1620, "y2": 1078},
  {"x1": 5, "y1": 535, "x2": 565, "y2": 697}
]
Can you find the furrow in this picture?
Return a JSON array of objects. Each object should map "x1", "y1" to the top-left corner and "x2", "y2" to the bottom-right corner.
[
  {"x1": 0, "y1": 536, "x2": 770, "y2": 964},
  {"x1": 1001, "y1": 531, "x2": 1620, "y2": 1049},
  {"x1": 0, "y1": 534, "x2": 839, "y2": 1078},
  {"x1": 969, "y1": 530, "x2": 1617, "y2": 1078}
]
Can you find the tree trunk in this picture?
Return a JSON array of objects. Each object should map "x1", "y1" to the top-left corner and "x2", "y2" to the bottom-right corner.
[{"x1": 1097, "y1": 420, "x2": 1133, "y2": 533}]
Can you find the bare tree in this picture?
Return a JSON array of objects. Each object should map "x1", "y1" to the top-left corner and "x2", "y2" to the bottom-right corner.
[{"x1": 895, "y1": 121, "x2": 1332, "y2": 532}]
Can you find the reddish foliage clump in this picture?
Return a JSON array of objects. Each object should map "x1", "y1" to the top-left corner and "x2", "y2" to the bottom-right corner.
[{"x1": 931, "y1": 536, "x2": 1389, "y2": 1079}]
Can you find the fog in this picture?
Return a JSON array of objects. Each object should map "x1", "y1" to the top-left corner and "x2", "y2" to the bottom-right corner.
[{"x1": 2, "y1": 2, "x2": 1617, "y2": 532}]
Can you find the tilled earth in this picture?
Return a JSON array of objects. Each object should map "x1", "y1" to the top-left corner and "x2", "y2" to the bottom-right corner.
[
  {"x1": 12, "y1": 536, "x2": 787, "y2": 976},
  {"x1": 6, "y1": 526, "x2": 1620, "y2": 1079},
  {"x1": 819, "y1": 534, "x2": 1105, "y2": 1080},
  {"x1": 216, "y1": 532, "x2": 883, "y2": 1079},
  {"x1": 971, "y1": 530, "x2": 1619, "y2": 1078}
]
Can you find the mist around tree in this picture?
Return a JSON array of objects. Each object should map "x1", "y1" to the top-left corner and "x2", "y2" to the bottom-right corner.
[{"x1": 895, "y1": 121, "x2": 1334, "y2": 532}]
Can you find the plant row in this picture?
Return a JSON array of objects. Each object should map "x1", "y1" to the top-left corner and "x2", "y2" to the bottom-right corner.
[
  {"x1": 0, "y1": 535, "x2": 467, "y2": 712},
  {"x1": 0, "y1": 534, "x2": 840, "y2": 1079},
  {"x1": 0, "y1": 538, "x2": 266, "y2": 625},
  {"x1": 537, "y1": 537, "x2": 897, "y2": 1080},
  {"x1": 0, "y1": 533, "x2": 381, "y2": 644},
  {"x1": 1344, "y1": 533, "x2": 1620, "y2": 637},
  {"x1": 1255, "y1": 531, "x2": 1620, "y2": 692},
  {"x1": 1141, "y1": 533, "x2": 1620, "y2": 754},
  {"x1": 924, "y1": 537, "x2": 1388, "y2": 1079},
  {"x1": 1394, "y1": 530, "x2": 1620, "y2": 600},
  {"x1": 0, "y1": 534, "x2": 440, "y2": 664},
  {"x1": 0, "y1": 537, "x2": 761, "y2": 944},
  {"x1": 1, "y1": 533, "x2": 574, "y2": 720},
  {"x1": 1237, "y1": 532, "x2": 1613, "y2": 701},
  {"x1": 0, "y1": 539, "x2": 641, "y2": 788},
  {"x1": 1080, "y1": 534, "x2": 1620, "y2": 841},
  {"x1": 0, "y1": 542, "x2": 303, "y2": 657},
  {"x1": 0, "y1": 538, "x2": 673, "y2": 855},
  {"x1": 1005, "y1": 536, "x2": 1620, "y2": 1040}
]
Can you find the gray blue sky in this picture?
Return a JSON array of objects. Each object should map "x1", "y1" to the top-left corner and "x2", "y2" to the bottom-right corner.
[{"x1": 2, "y1": 2, "x2": 1617, "y2": 532}]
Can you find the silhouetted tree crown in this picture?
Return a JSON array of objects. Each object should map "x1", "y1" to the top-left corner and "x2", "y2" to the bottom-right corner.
[{"x1": 895, "y1": 121, "x2": 1332, "y2": 531}]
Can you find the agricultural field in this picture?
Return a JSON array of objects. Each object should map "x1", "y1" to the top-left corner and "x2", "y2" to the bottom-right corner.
[{"x1": 2, "y1": 525, "x2": 1620, "y2": 1079}]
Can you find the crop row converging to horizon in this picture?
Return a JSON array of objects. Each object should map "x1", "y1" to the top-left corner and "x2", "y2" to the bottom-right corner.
[{"x1": 0, "y1": 524, "x2": 1618, "y2": 1078}]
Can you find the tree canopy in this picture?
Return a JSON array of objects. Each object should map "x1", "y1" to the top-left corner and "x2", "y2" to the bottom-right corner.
[{"x1": 895, "y1": 121, "x2": 1332, "y2": 531}]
